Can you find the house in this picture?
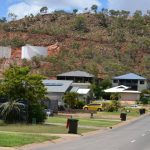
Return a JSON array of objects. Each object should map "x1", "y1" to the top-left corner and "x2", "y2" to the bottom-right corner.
[
  {"x1": 43, "y1": 80, "x2": 73, "y2": 112},
  {"x1": 70, "y1": 87, "x2": 91, "y2": 104},
  {"x1": 112, "y1": 73, "x2": 147, "y2": 91},
  {"x1": 104, "y1": 85, "x2": 141, "y2": 104},
  {"x1": 57, "y1": 71, "x2": 95, "y2": 83}
]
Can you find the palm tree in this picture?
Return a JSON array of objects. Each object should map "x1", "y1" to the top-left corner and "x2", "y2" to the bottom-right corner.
[{"x1": 0, "y1": 99, "x2": 25, "y2": 123}]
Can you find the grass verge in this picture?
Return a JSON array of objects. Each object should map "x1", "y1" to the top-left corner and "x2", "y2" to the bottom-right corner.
[
  {"x1": 0, "y1": 124, "x2": 95, "y2": 134},
  {"x1": 46, "y1": 117, "x2": 120, "y2": 127},
  {"x1": 0, "y1": 132, "x2": 58, "y2": 147}
]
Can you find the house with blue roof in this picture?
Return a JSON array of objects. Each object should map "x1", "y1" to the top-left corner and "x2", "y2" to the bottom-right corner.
[{"x1": 112, "y1": 73, "x2": 147, "y2": 91}]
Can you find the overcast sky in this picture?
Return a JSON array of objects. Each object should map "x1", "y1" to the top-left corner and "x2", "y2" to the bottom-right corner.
[{"x1": 0, "y1": 0, "x2": 150, "y2": 19}]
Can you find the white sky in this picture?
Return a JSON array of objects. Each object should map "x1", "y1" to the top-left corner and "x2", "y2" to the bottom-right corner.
[
  {"x1": 108, "y1": 0, "x2": 150, "y2": 14},
  {"x1": 7, "y1": 0, "x2": 150, "y2": 19},
  {"x1": 8, "y1": 0, "x2": 101, "y2": 19}
]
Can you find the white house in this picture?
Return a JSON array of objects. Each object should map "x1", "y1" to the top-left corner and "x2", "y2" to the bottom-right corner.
[
  {"x1": 104, "y1": 85, "x2": 141, "y2": 104},
  {"x1": 70, "y1": 87, "x2": 91, "y2": 103}
]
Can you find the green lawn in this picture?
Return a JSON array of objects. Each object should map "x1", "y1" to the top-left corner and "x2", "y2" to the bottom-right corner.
[
  {"x1": 0, "y1": 124, "x2": 95, "y2": 134},
  {"x1": 0, "y1": 132, "x2": 57, "y2": 147},
  {"x1": 98, "y1": 110, "x2": 140, "y2": 118},
  {"x1": 46, "y1": 117, "x2": 120, "y2": 127}
]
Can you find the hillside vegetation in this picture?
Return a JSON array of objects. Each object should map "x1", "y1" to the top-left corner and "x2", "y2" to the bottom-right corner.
[{"x1": 0, "y1": 10, "x2": 150, "y2": 78}]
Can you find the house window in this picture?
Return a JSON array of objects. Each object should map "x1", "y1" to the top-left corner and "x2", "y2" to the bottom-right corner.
[
  {"x1": 113, "y1": 80, "x2": 118, "y2": 83},
  {"x1": 132, "y1": 80, "x2": 138, "y2": 83},
  {"x1": 140, "y1": 80, "x2": 145, "y2": 84}
]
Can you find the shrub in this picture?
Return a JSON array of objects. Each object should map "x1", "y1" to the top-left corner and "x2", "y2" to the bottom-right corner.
[
  {"x1": 140, "y1": 97, "x2": 150, "y2": 104},
  {"x1": 110, "y1": 93, "x2": 120, "y2": 100},
  {"x1": 64, "y1": 92, "x2": 79, "y2": 109},
  {"x1": 0, "y1": 37, "x2": 25, "y2": 48},
  {"x1": 104, "y1": 100, "x2": 120, "y2": 112},
  {"x1": 75, "y1": 100, "x2": 85, "y2": 109},
  {"x1": 28, "y1": 103, "x2": 46, "y2": 123},
  {"x1": 73, "y1": 16, "x2": 89, "y2": 32}
]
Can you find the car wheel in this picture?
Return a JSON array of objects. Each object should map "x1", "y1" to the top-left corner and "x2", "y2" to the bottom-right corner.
[{"x1": 97, "y1": 108, "x2": 102, "y2": 112}]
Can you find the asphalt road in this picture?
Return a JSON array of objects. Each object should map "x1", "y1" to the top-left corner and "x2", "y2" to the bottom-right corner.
[{"x1": 30, "y1": 115, "x2": 150, "y2": 150}]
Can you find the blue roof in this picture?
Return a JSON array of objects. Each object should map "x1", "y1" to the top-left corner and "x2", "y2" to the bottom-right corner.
[{"x1": 113, "y1": 73, "x2": 146, "y2": 80}]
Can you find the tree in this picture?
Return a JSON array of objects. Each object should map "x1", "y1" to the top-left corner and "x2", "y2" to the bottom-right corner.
[
  {"x1": 96, "y1": 13, "x2": 108, "y2": 27},
  {"x1": 91, "y1": 79, "x2": 112, "y2": 99},
  {"x1": 73, "y1": 9, "x2": 78, "y2": 14},
  {"x1": 73, "y1": 16, "x2": 89, "y2": 32},
  {"x1": 120, "y1": 10, "x2": 130, "y2": 18},
  {"x1": 0, "y1": 100, "x2": 25, "y2": 123},
  {"x1": 0, "y1": 66, "x2": 47, "y2": 123},
  {"x1": 8, "y1": 13, "x2": 17, "y2": 21},
  {"x1": 64, "y1": 92, "x2": 78, "y2": 109},
  {"x1": 91, "y1": 4, "x2": 98, "y2": 14},
  {"x1": 40, "y1": 6, "x2": 48, "y2": 14},
  {"x1": 109, "y1": 10, "x2": 120, "y2": 17},
  {"x1": 0, "y1": 17, "x2": 7, "y2": 23}
]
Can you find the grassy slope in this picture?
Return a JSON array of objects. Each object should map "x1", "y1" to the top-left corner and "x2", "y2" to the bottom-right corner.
[{"x1": 0, "y1": 13, "x2": 150, "y2": 78}]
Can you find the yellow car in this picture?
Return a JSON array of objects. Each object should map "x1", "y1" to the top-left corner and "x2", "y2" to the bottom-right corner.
[{"x1": 83, "y1": 103, "x2": 103, "y2": 111}]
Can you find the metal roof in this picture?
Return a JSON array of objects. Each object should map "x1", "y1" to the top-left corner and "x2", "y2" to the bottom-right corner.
[
  {"x1": 104, "y1": 85, "x2": 141, "y2": 93},
  {"x1": 77, "y1": 88, "x2": 90, "y2": 94},
  {"x1": 57, "y1": 71, "x2": 94, "y2": 77},
  {"x1": 70, "y1": 87, "x2": 79, "y2": 92},
  {"x1": 43, "y1": 80, "x2": 73, "y2": 93},
  {"x1": 104, "y1": 85, "x2": 129, "y2": 93},
  {"x1": 113, "y1": 73, "x2": 146, "y2": 80}
]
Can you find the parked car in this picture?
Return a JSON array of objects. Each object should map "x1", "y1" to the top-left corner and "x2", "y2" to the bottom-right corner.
[{"x1": 83, "y1": 103, "x2": 103, "y2": 111}]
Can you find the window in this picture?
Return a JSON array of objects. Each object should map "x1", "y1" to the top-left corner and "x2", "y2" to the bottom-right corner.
[
  {"x1": 113, "y1": 80, "x2": 118, "y2": 83},
  {"x1": 126, "y1": 80, "x2": 131, "y2": 83},
  {"x1": 140, "y1": 80, "x2": 144, "y2": 84},
  {"x1": 132, "y1": 80, "x2": 138, "y2": 84}
]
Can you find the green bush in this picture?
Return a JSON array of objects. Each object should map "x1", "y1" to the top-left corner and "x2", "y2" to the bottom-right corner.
[
  {"x1": 104, "y1": 100, "x2": 120, "y2": 112},
  {"x1": 28, "y1": 103, "x2": 46, "y2": 123},
  {"x1": 75, "y1": 100, "x2": 85, "y2": 109},
  {"x1": 73, "y1": 16, "x2": 89, "y2": 32},
  {"x1": 110, "y1": 93, "x2": 120, "y2": 100},
  {"x1": 0, "y1": 37, "x2": 25, "y2": 48},
  {"x1": 140, "y1": 97, "x2": 150, "y2": 104}
]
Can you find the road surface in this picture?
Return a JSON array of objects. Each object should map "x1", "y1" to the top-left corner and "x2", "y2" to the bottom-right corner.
[{"x1": 28, "y1": 115, "x2": 150, "y2": 150}]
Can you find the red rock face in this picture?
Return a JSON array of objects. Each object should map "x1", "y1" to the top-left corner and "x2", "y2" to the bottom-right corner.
[
  {"x1": 11, "y1": 48, "x2": 21, "y2": 59},
  {"x1": 48, "y1": 42, "x2": 60, "y2": 56}
]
